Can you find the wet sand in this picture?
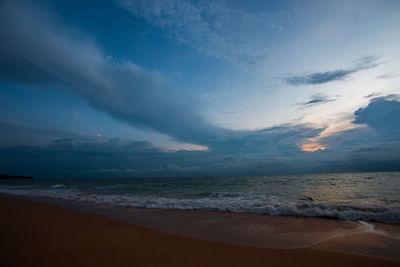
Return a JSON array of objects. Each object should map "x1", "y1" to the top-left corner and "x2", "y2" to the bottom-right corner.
[
  {"x1": 1, "y1": 196, "x2": 399, "y2": 266},
  {"x1": 21, "y1": 194, "x2": 400, "y2": 259}
]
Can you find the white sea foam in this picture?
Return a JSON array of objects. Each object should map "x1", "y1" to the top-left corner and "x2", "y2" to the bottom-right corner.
[
  {"x1": 1, "y1": 186, "x2": 399, "y2": 224},
  {"x1": 51, "y1": 184, "x2": 67, "y2": 188}
]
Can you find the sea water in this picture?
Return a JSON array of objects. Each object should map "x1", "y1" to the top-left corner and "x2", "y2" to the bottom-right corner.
[{"x1": 1, "y1": 172, "x2": 399, "y2": 223}]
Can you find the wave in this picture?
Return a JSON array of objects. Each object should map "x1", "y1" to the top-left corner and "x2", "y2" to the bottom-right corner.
[
  {"x1": 0, "y1": 187, "x2": 399, "y2": 224},
  {"x1": 51, "y1": 184, "x2": 67, "y2": 188}
]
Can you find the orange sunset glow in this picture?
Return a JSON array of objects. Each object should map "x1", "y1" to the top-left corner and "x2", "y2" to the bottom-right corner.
[{"x1": 301, "y1": 143, "x2": 328, "y2": 152}]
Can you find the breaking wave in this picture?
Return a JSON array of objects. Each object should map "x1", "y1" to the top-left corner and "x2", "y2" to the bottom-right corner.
[{"x1": 1, "y1": 187, "x2": 399, "y2": 224}]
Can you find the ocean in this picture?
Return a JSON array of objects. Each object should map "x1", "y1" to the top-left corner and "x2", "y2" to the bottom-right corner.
[{"x1": 1, "y1": 172, "x2": 399, "y2": 224}]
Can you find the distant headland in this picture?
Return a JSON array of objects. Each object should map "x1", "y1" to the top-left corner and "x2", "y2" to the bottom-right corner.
[{"x1": 0, "y1": 174, "x2": 34, "y2": 179}]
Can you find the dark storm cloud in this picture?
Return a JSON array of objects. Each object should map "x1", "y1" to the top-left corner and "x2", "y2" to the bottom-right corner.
[
  {"x1": 0, "y1": 119, "x2": 157, "y2": 150},
  {"x1": 210, "y1": 125, "x2": 323, "y2": 156},
  {"x1": 285, "y1": 56, "x2": 381, "y2": 85},
  {"x1": 0, "y1": 0, "x2": 224, "y2": 145},
  {"x1": 0, "y1": 118, "x2": 327, "y2": 177},
  {"x1": 1, "y1": 104, "x2": 399, "y2": 178},
  {"x1": 354, "y1": 95, "x2": 400, "y2": 135},
  {"x1": 0, "y1": 119, "x2": 83, "y2": 147},
  {"x1": 317, "y1": 96, "x2": 400, "y2": 169}
]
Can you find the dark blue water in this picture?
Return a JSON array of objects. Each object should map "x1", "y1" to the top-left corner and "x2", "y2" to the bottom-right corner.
[{"x1": 1, "y1": 172, "x2": 400, "y2": 223}]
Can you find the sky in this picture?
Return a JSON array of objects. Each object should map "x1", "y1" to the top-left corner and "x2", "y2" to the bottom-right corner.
[{"x1": 0, "y1": 0, "x2": 399, "y2": 178}]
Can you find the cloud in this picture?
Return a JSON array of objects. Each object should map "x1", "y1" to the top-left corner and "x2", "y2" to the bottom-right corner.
[
  {"x1": 315, "y1": 96, "x2": 400, "y2": 163},
  {"x1": 1, "y1": 1, "x2": 399, "y2": 177},
  {"x1": 297, "y1": 93, "x2": 336, "y2": 108},
  {"x1": 354, "y1": 95, "x2": 400, "y2": 135},
  {"x1": 0, "y1": 0, "x2": 225, "y2": 145},
  {"x1": 285, "y1": 56, "x2": 381, "y2": 85},
  {"x1": 117, "y1": 0, "x2": 289, "y2": 70},
  {"x1": 0, "y1": 117, "x2": 328, "y2": 177},
  {"x1": 0, "y1": 119, "x2": 85, "y2": 147},
  {"x1": 1, "y1": 111, "x2": 399, "y2": 177},
  {"x1": 210, "y1": 125, "x2": 323, "y2": 156},
  {"x1": 377, "y1": 72, "x2": 400, "y2": 79},
  {"x1": 364, "y1": 93, "x2": 381, "y2": 98},
  {"x1": 0, "y1": 1, "x2": 333, "y2": 177},
  {"x1": 286, "y1": 69, "x2": 352, "y2": 85}
]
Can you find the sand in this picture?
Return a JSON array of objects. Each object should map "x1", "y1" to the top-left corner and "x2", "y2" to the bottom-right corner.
[{"x1": 0, "y1": 196, "x2": 399, "y2": 267}]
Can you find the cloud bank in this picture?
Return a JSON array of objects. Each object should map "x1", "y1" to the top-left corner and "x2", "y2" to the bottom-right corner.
[
  {"x1": 0, "y1": 0, "x2": 224, "y2": 145},
  {"x1": 0, "y1": 118, "x2": 324, "y2": 177},
  {"x1": 1, "y1": 96, "x2": 399, "y2": 177}
]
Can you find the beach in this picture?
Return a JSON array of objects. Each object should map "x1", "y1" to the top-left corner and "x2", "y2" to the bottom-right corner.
[
  {"x1": 1, "y1": 0, "x2": 400, "y2": 266},
  {"x1": 1, "y1": 195, "x2": 399, "y2": 267}
]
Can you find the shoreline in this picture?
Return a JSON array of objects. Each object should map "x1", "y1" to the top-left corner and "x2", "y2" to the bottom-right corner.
[
  {"x1": 1, "y1": 195, "x2": 400, "y2": 266},
  {"x1": 2, "y1": 193, "x2": 400, "y2": 257}
]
